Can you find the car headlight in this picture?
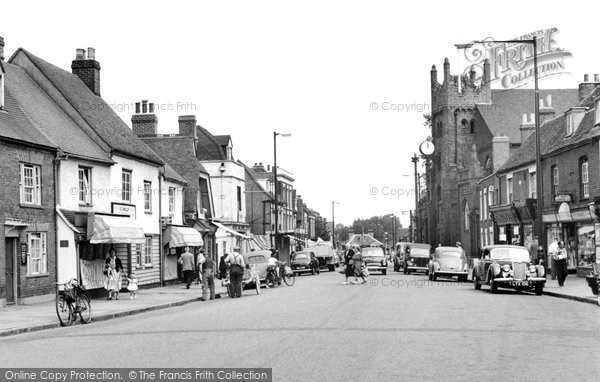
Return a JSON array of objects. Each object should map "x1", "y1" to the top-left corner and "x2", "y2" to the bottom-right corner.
[
  {"x1": 502, "y1": 264, "x2": 511, "y2": 272},
  {"x1": 410, "y1": 258, "x2": 414, "y2": 263},
  {"x1": 463, "y1": 264, "x2": 468, "y2": 272},
  {"x1": 529, "y1": 265, "x2": 537, "y2": 273}
]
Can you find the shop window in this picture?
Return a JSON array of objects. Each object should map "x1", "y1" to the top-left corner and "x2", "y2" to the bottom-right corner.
[
  {"x1": 27, "y1": 232, "x2": 47, "y2": 276},
  {"x1": 580, "y1": 157, "x2": 589, "y2": 199},
  {"x1": 144, "y1": 236, "x2": 153, "y2": 266},
  {"x1": 20, "y1": 163, "x2": 41, "y2": 205},
  {"x1": 577, "y1": 225, "x2": 595, "y2": 266},
  {"x1": 134, "y1": 243, "x2": 142, "y2": 268}
]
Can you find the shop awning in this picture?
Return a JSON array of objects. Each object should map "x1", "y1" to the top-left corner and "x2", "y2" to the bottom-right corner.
[
  {"x1": 286, "y1": 235, "x2": 305, "y2": 243},
  {"x1": 490, "y1": 204, "x2": 520, "y2": 225},
  {"x1": 212, "y1": 221, "x2": 251, "y2": 239},
  {"x1": 164, "y1": 225, "x2": 204, "y2": 247},
  {"x1": 88, "y1": 215, "x2": 146, "y2": 244}
]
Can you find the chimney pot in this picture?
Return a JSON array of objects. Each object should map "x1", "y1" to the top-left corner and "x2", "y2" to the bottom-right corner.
[
  {"x1": 75, "y1": 48, "x2": 86, "y2": 60},
  {"x1": 546, "y1": 94, "x2": 552, "y2": 108},
  {"x1": 142, "y1": 100, "x2": 148, "y2": 113},
  {"x1": 539, "y1": 98, "x2": 544, "y2": 109},
  {"x1": 135, "y1": 102, "x2": 141, "y2": 114},
  {"x1": 595, "y1": 74, "x2": 600, "y2": 82},
  {"x1": 529, "y1": 113, "x2": 535, "y2": 123},
  {"x1": 149, "y1": 103, "x2": 154, "y2": 113},
  {"x1": 522, "y1": 114, "x2": 528, "y2": 125},
  {"x1": 584, "y1": 74, "x2": 589, "y2": 82},
  {"x1": 87, "y1": 47, "x2": 95, "y2": 61}
]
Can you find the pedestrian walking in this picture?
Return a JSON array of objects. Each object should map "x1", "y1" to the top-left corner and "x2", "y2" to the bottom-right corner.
[
  {"x1": 201, "y1": 253, "x2": 216, "y2": 301},
  {"x1": 178, "y1": 246, "x2": 195, "y2": 289},
  {"x1": 343, "y1": 246, "x2": 355, "y2": 285},
  {"x1": 218, "y1": 253, "x2": 228, "y2": 280},
  {"x1": 554, "y1": 241, "x2": 568, "y2": 287},
  {"x1": 226, "y1": 247, "x2": 245, "y2": 298},
  {"x1": 104, "y1": 248, "x2": 123, "y2": 300},
  {"x1": 352, "y1": 246, "x2": 367, "y2": 284},
  {"x1": 548, "y1": 237, "x2": 559, "y2": 280}
]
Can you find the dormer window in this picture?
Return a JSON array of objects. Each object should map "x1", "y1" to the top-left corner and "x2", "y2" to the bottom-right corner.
[{"x1": 565, "y1": 107, "x2": 587, "y2": 136}]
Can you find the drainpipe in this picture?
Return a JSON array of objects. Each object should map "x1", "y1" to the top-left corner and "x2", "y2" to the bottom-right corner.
[{"x1": 159, "y1": 172, "x2": 163, "y2": 287}]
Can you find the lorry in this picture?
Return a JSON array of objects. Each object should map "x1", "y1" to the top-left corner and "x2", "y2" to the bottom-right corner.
[{"x1": 306, "y1": 242, "x2": 340, "y2": 272}]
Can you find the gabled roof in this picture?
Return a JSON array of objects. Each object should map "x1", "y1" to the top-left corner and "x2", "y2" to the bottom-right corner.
[
  {"x1": 11, "y1": 49, "x2": 162, "y2": 165},
  {"x1": 240, "y1": 161, "x2": 272, "y2": 200},
  {"x1": 141, "y1": 136, "x2": 208, "y2": 183},
  {"x1": 196, "y1": 125, "x2": 227, "y2": 161},
  {"x1": 478, "y1": 89, "x2": 579, "y2": 144},
  {"x1": 1, "y1": 60, "x2": 111, "y2": 162}
]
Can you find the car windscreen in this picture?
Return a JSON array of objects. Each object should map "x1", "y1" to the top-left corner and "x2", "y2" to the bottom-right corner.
[
  {"x1": 292, "y1": 253, "x2": 309, "y2": 260},
  {"x1": 247, "y1": 255, "x2": 267, "y2": 264},
  {"x1": 362, "y1": 248, "x2": 384, "y2": 257},
  {"x1": 490, "y1": 248, "x2": 530, "y2": 262},
  {"x1": 438, "y1": 251, "x2": 462, "y2": 258},
  {"x1": 409, "y1": 248, "x2": 430, "y2": 257}
]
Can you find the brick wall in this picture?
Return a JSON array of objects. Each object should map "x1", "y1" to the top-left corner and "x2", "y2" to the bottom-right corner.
[
  {"x1": 0, "y1": 141, "x2": 57, "y2": 302},
  {"x1": 132, "y1": 114, "x2": 158, "y2": 136},
  {"x1": 71, "y1": 59, "x2": 100, "y2": 96}
]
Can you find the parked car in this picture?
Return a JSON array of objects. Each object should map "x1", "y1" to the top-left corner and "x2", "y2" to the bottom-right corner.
[
  {"x1": 428, "y1": 246, "x2": 469, "y2": 282},
  {"x1": 473, "y1": 245, "x2": 546, "y2": 295},
  {"x1": 237, "y1": 250, "x2": 270, "y2": 289},
  {"x1": 403, "y1": 244, "x2": 431, "y2": 275},
  {"x1": 361, "y1": 246, "x2": 387, "y2": 275},
  {"x1": 291, "y1": 251, "x2": 320, "y2": 275}
]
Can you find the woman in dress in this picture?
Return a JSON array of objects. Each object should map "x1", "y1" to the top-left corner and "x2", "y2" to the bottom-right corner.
[
  {"x1": 104, "y1": 248, "x2": 124, "y2": 300},
  {"x1": 352, "y1": 246, "x2": 367, "y2": 284}
]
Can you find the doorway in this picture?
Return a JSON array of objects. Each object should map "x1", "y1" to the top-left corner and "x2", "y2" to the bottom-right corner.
[{"x1": 5, "y1": 239, "x2": 17, "y2": 304}]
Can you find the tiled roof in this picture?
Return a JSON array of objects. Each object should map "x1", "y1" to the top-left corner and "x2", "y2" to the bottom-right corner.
[
  {"x1": 1, "y1": 61, "x2": 111, "y2": 162},
  {"x1": 478, "y1": 89, "x2": 579, "y2": 144},
  {"x1": 162, "y1": 162, "x2": 187, "y2": 184},
  {"x1": 240, "y1": 161, "x2": 271, "y2": 199},
  {"x1": 497, "y1": 114, "x2": 567, "y2": 173},
  {"x1": 14, "y1": 49, "x2": 162, "y2": 165},
  {"x1": 141, "y1": 136, "x2": 208, "y2": 184},
  {"x1": 213, "y1": 135, "x2": 231, "y2": 147},
  {"x1": 196, "y1": 126, "x2": 227, "y2": 161},
  {"x1": 0, "y1": 82, "x2": 55, "y2": 149}
]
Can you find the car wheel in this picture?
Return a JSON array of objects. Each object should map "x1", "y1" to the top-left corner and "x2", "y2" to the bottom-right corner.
[
  {"x1": 534, "y1": 284, "x2": 543, "y2": 296},
  {"x1": 329, "y1": 265, "x2": 335, "y2": 272},
  {"x1": 311, "y1": 268, "x2": 315, "y2": 275},
  {"x1": 490, "y1": 277, "x2": 498, "y2": 294},
  {"x1": 474, "y1": 274, "x2": 481, "y2": 290},
  {"x1": 382, "y1": 269, "x2": 387, "y2": 276},
  {"x1": 394, "y1": 265, "x2": 398, "y2": 272},
  {"x1": 425, "y1": 269, "x2": 429, "y2": 276},
  {"x1": 403, "y1": 267, "x2": 407, "y2": 275},
  {"x1": 515, "y1": 287, "x2": 523, "y2": 294}
]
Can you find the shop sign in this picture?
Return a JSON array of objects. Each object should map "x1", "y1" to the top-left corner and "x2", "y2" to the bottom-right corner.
[
  {"x1": 571, "y1": 210, "x2": 592, "y2": 222},
  {"x1": 490, "y1": 207, "x2": 519, "y2": 225},
  {"x1": 554, "y1": 194, "x2": 572, "y2": 203},
  {"x1": 111, "y1": 203, "x2": 136, "y2": 219}
]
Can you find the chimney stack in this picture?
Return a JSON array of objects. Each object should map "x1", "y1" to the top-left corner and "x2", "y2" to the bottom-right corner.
[
  {"x1": 492, "y1": 135, "x2": 510, "y2": 172},
  {"x1": 0, "y1": 36, "x2": 5, "y2": 61},
  {"x1": 178, "y1": 115, "x2": 197, "y2": 138},
  {"x1": 579, "y1": 73, "x2": 600, "y2": 101},
  {"x1": 539, "y1": 93, "x2": 555, "y2": 125},
  {"x1": 520, "y1": 114, "x2": 535, "y2": 144},
  {"x1": 443, "y1": 58, "x2": 450, "y2": 84},
  {"x1": 71, "y1": 47, "x2": 101, "y2": 96},
  {"x1": 131, "y1": 99, "x2": 158, "y2": 136}
]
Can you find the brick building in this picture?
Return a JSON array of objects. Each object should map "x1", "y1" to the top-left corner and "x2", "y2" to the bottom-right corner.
[
  {"x1": 243, "y1": 163, "x2": 273, "y2": 237},
  {"x1": 1, "y1": 45, "x2": 58, "y2": 304},
  {"x1": 424, "y1": 57, "x2": 578, "y2": 257}
]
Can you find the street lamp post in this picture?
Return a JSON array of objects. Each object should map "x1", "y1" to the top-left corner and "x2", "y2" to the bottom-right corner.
[
  {"x1": 273, "y1": 132, "x2": 291, "y2": 253},
  {"x1": 457, "y1": 37, "x2": 543, "y2": 261},
  {"x1": 411, "y1": 154, "x2": 420, "y2": 242},
  {"x1": 332, "y1": 201, "x2": 340, "y2": 249}
]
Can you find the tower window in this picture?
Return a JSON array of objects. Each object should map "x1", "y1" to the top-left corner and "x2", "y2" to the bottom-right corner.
[{"x1": 470, "y1": 120, "x2": 475, "y2": 134}]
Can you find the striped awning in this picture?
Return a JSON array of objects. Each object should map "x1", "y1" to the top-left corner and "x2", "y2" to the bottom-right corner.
[
  {"x1": 165, "y1": 225, "x2": 204, "y2": 248},
  {"x1": 88, "y1": 215, "x2": 146, "y2": 244}
]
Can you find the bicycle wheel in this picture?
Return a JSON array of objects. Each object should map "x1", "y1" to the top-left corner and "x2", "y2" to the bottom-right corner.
[
  {"x1": 77, "y1": 293, "x2": 92, "y2": 324},
  {"x1": 283, "y1": 271, "x2": 295, "y2": 286},
  {"x1": 55, "y1": 295, "x2": 73, "y2": 327}
]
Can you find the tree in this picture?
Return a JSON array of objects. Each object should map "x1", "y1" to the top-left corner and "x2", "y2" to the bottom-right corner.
[{"x1": 314, "y1": 219, "x2": 330, "y2": 241}]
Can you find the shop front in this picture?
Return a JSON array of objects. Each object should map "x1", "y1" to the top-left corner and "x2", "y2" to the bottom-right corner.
[
  {"x1": 514, "y1": 199, "x2": 537, "y2": 259},
  {"x1": 543, "y1": 202, "x2": 597, "y2": 277},
  {"x1": 163, "y1": 225, "x2": 204, "y2": 283},
  {"x1": 489, "y1": 203, "x2": 521, "y2": 245},
  {"x1": 80, "y1": 213, "x2": 146, "y2": 290}
]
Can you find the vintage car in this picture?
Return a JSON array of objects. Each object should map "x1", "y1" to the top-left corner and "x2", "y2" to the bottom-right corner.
[
  {"x1": 242, "y1": 250, "x2": 270, "y2": 286},
  {"x1": 291, "y1": 251, "x2": 320, "y2": 275},
  {"x1": 362, "y1": 246, "x2": 388, "y2": 275},
  {"x1": 403, "y1": 244, "x2": 431, "y2": 275},
  {"x1": 393, "y1": 242, "x2": 408, "y2": 272},
  {"x1": 428, "y1": 246, "x2": 469, "y2": 282},
  {"x1": 473, "y1": 245, "x2": 546, "y2": 295}
]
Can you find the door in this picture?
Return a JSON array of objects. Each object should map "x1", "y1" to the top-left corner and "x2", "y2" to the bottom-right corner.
[{"x1": 5, "y1": 239, "x2": 16, "y2": 304}]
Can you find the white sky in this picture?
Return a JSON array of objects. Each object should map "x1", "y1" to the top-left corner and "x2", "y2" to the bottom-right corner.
[{"x1": 2, "y1": 0, "x2": 599, "y2": 226}]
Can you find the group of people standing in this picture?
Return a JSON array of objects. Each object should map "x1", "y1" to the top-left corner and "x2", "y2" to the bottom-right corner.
[
  {"x1": 178, "y1": 246, "x2": 217, "y2": 301},
  {"x1": 342, "y1": 245, "x2": 368, "y2": 285},
  {"x1": 104, "y1": 249, "x2": 138, "y2": 300}
]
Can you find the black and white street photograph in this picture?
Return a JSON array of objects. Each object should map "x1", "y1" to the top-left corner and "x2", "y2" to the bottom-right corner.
[{"x1": 1, "y1": 1, "x2": 600, "y2": 381}]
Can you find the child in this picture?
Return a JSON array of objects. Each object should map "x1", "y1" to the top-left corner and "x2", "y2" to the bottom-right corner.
[{"x1": 127, "y1": 272, "x2": 139, "y2": 299}]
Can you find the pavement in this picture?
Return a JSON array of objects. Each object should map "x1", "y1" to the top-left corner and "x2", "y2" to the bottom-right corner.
[
  {"x1": 0, "y1": 271, "x2": 597, "y2": 338},
  {"x1": 0, "y1": 281, "x2": 228, "y2": 338}
]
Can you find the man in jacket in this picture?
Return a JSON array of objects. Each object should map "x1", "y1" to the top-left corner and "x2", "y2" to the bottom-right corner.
[{"x1": 179, "y1": 246, "x2": 195, "y2": 289}]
